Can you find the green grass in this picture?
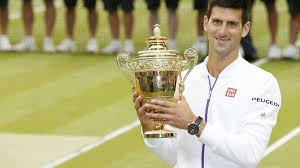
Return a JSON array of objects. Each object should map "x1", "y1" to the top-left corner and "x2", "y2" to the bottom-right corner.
[
  {"x1": 261, "y1": 61, "x2": 300, "y2": 142},
  {"x1": 259, "y1": 135, "x2": 300, "y2": 168},
  {"x1": 0, "y1": 0, "x2": 299, "y2": 168},
  {"x1": 59, "y1": 128, "x2": 169, "y2": 168}
]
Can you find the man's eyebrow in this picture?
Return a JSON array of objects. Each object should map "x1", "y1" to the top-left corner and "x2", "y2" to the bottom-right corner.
[
  {"x1": 213, "y1": 18, "x2": 239, "y2": 23},
  {"x1": 228, "y1": 20, "x2": 239, "y2": 24},
  {"x1": 211, "y1": 18, "x2": 222, "y2": 22}
]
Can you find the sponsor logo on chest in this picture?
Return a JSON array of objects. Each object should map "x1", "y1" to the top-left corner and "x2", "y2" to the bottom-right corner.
[{"x1": 225, "y1": 87, "x2": 237, "y2": 98}]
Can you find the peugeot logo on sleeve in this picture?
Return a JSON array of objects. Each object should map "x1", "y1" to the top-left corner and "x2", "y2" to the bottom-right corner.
[{"x1": 252, "y1": 97, "x2": 280, "y2": 107}]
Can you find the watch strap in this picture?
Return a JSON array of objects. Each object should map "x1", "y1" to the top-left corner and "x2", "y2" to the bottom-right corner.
[{"x1": 194, "y1": 116, "x2": 203, "y2": 126}]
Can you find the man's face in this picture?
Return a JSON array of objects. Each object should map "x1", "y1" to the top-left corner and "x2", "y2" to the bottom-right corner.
[{"x1": 204, "y1": 6, "x2": 250, "y2": 57}]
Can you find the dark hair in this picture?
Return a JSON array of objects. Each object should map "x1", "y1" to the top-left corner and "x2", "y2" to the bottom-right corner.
[{"x1": 206, "y1": 0, "x2": 251, "y2": 26}]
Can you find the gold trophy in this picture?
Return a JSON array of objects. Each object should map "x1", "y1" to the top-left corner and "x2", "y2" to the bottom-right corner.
[{"x1": 116, "y1": 24, "x2": 198, "y2": 138}]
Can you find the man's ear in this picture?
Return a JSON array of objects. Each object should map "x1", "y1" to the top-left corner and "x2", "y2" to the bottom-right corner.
[
  {"x1": 203, "y1": 15, "x2": 208, "y2": 32},
  {"x1": 241, "y1": 21, "x2": 250, "y2": 37}
]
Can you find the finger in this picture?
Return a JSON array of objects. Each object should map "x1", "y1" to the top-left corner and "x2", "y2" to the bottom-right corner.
[
  {"x1": 178, "y1": 95, "x2": 189, "y2": 105},
  {"x1": 150, "y1": 99, "x2": 176, "y2": 107},
  {"x1": 135, "y1": 96, "x2": 143, "y2": 112},
  {"x1": 144, "y1": 103, "x2": 173, "y2": 114},
  {"x1": 155, "y1": 120, "x2": 172, "y2": 127},
  {"x1": 132, "y1": 91, "x2": 138, "y2": 103},
  {"x1": 138, "y1": 103, "x2": 149, "y2": 117},
  {"x1": 137, "y1": 105, "x2": 153, "y2": 122},
  {"x1": 146, "y1": 112, "x2": 173, "y2": 121},
  {"x1": 179, "y1": 95, "x2": 186, "y2": 102}
]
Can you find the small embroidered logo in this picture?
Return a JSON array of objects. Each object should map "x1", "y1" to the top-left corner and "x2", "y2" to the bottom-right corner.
[
  {"x1": 226, "y1": 88, "x2": 237, "y2": 98},
  {"x1": 261, "y1": 112, "x2": 266, "y2": 118}
]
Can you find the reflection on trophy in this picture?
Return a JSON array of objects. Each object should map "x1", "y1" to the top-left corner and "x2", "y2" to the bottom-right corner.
[{"x1": 116, "y1": 24, "x2": 198, "y2": 138}]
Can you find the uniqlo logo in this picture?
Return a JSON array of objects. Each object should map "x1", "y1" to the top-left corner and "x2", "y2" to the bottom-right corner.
[{"x1": 226, "y1": 88, "x2": 237, "y2": 98}]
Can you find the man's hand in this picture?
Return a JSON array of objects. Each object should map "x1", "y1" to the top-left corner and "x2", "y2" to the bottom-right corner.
[
  {"x1": 141, "y1": 96, "x2": 197, "y2": 130},
  {"x1": 133, "y1": 91, "x2": 155, "y2": 133}
]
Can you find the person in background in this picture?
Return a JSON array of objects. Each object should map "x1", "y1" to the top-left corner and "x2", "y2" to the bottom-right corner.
[
  {"x1": 13, "y1": 0, "x2": 36, "y2": 51},
  {"x1": 240, "y1": 33, "x2": 259, "y2": 62},
  {"x1": 43, "y1": 0, "x2": 56, "y2": 53},
  {"x1": 12, "y1": 0, "x2": 57, "y2": 52},
  {"x1": 241, "y1": 0, "x2": 280, "y2": 61},
  {"x1": 260, "y1": 0, "x2": 281, "y2": 59},
  {"x1": 57, "y1": 0, "x2": 99, "y2": 53},
  {"x1": 282, "y1": 0, "x2": 299, "y2": 60},
  {"x1": 101, "y1": 0, "x2": 135, "y2": 54},
  {"x1": 0, "y1": 0, "x2": 11, "y2": 51},
  {"x1": 145, "y1": 0, "x2": 179, "y2": 50},
  {"x1": 192, "y1": 0, "x2": 208, "y2": 56}
]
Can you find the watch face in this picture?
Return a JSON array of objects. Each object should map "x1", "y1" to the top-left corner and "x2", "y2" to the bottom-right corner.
[{"x1": 188, "y1": 123, "x2": 199, "y2": 135}]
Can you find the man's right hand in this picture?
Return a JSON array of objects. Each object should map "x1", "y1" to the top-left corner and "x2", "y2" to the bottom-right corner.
[{"x1": 133, "y1": 91, "x2": 154, "y2": 133}]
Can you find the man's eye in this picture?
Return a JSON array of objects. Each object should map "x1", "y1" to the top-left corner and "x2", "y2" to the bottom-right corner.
[
  {"x1": 213, "y1": 20, "x2": 221, "y2": 25},
  {"x1": 228, "y1": 22, "x2": 237, "y2": 27}
]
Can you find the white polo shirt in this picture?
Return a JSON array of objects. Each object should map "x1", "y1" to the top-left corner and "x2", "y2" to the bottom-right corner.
[{"x1": 144, "y1": 56, "x2": 281, "y2": 168}]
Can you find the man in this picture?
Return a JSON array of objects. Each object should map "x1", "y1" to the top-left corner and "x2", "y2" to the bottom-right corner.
[
  {"x1": 282, "y1": 0, "x2": 300, "y2": 60},
  {"x1": 261, "y1": 0, "x2": 281, "y2": 59},
  {"x1": 0, "y1": 0, "x2": 11, "y2": 51},
  {"x1": 240, "y1": 33, "x2": 259, "y2": 62},
  {"x1": 13, "y1": 0, "x2": 36, "y2": 51},
  {"x1": 13, "y1": 0, "x2": 56, "y2": 52},
  {"x1": 241, "y1": 0, "x2": 280, "y2": 61},
  {"x1": 101, "y1": 0, "x2": 134, "y2": 54},
  {"x1": 192, "y1": 0, "x2": 208, "y2": 56},
  {"x1": 133, "y1": 0, "x2": 281, "y2": 167},
  {"x1": 145, "y1": 0, "x2": 179, "y2": 50},
  {"x1": 57, "y1": 0, "x2": 98, "y2": 53},
  {"x1": 43, "y1": 0, "x2": 56, "y2": 53}
]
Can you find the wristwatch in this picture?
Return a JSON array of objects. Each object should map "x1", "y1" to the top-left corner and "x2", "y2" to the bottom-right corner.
[{"x1": 187, "y1": 116, "x2": 203, "y2": 135}]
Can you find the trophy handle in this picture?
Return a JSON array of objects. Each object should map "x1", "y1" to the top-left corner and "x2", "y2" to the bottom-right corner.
[
  {"x1": 116, "y1": 51, "x2": 135, "y2": 89},
  {"x1": 182, "y1": 48, "x2": 198, "y2": 83}
]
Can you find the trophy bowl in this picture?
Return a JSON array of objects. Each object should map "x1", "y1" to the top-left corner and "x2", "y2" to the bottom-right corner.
[{"x1": 117, "y1": 24, "x2": 198, "y2": 138}]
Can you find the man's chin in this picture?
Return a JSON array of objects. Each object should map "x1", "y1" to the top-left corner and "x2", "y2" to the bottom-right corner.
[
  {"x1": 214, "y1": 48, "x2": 231, "y2": 56},
  {"x1": 214, "y1": 46, "x2": 227, "y2": 52}
]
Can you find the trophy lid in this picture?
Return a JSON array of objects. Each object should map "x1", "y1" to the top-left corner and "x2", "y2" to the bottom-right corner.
[{"x1": 138, "y1": 24, "x2": 177, "y2": 58}]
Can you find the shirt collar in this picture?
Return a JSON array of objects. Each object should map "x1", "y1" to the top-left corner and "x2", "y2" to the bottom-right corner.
[{"x1": 200, "y1": 54, "x2": 244, "y2": 79}]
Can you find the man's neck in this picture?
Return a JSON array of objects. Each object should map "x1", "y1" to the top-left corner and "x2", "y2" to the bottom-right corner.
[{"x1": 207, "y1": 50, "x2": 239, "y2": 77}]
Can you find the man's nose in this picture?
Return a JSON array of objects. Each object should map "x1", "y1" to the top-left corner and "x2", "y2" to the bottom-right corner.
[{"x1": 218, "y1": 24, "x2": 228, "y2": 35}]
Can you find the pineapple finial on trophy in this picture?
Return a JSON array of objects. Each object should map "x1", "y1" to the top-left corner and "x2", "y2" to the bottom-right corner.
[
  {"x1": 146, "y1": 24, "x2": 168, "y2": 50},
  {"x1": 153, "y1": 24, "x2": 161, "y2": 37}
]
